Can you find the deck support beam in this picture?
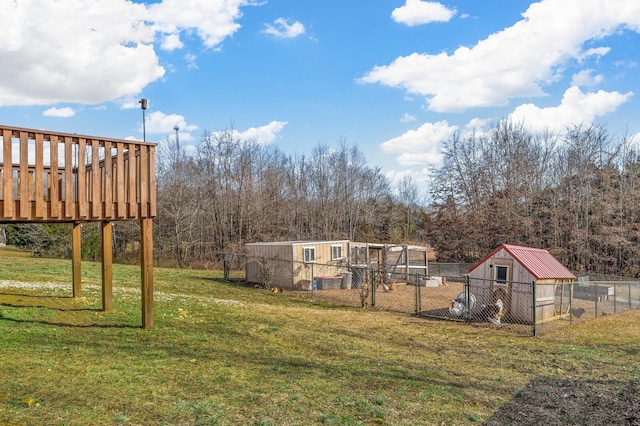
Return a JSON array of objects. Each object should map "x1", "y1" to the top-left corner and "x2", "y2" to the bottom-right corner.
[
  {"x1": 101, "y1": 221, "x2": 113, "y2": 311},
  {"x1": 140, "y1": 218, "x2": 154, "y2": 329},
  {"x1": 72, "y1": 222, "x2": 82, "y2": 298}
]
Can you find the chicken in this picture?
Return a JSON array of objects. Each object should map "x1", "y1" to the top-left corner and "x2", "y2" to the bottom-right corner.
[
  {"x1": 449, "y1": 299, "x2": 465, "y2": 317},
  {"x1": 448, "y1": 292, "x2": 476, "y2": 317},
  {"x1": 480, "y1": 299, "x2": 504, "y2": 324}
]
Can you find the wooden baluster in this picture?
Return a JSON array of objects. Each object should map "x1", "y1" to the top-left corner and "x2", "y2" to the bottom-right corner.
[
  {"x1": 139, "y1": 145, "x2": 149, "y2": 217},
  {"x1": 149, "y1": 145, "x2": 156, "y2": 217},
  {"x1": 92, "y1": 141, "x2": 101, "y2": 219},
  {"x1": 19, "y1": 131, "x2": 29, "y2": 218},
  {"x1": 77, "y1": 138, "x2": 87, "y2": 218},
  {"x1": 116, "y1": 143, "x2": 126, "y2": 218},
  {"x1": 128, "y1": 144, "x2": 138, "y2": 218},
  {"x1": 64, "y1": 136, "x2": 75, "y2": 218},
  {"x1": 2, "y1": 129, "x2": 13, "y2": 218},
  {"x1": 35, "y1": 133, "x2": 45, "y2": 218},
  {"x1": 50, "y1": 135, "x2": 59, "y2": 218},
  {"x1": 103, "y1": 141, "x2": 113, "y2": 219}
]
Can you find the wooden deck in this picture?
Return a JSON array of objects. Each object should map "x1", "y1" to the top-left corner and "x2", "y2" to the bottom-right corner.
[
  {"x1": 1, "y1": 125, "x2": 155, "y2": 222},
  {"x1": 0, "y1": 125, "x2": 156, "y2": 328}
]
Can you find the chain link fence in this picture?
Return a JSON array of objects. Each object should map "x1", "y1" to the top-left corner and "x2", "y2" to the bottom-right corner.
[{"x1": 234, "y1": 253, "x2": 640, "y2": 336}]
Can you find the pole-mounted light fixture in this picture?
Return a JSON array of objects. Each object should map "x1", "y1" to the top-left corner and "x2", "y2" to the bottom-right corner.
[{"x1": 139, "y1": 98, "x2": 148, "y2": 142}]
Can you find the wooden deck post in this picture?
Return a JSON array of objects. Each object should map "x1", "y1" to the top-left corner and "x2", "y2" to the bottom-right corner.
[
  {"x1": 72, "y1": 223, "x2": 82, "y2": 298},
  {"x1": 101, "y1": 221, "x2": 113, "y2": 311},
  {"x1": 140, "y1": 217, "x2": 154, "y2": 329}
]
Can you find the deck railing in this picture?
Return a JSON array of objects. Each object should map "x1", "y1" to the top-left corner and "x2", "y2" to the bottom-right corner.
[{"x1": 0, "y1": 125, "x2": 156, "y2": 222}]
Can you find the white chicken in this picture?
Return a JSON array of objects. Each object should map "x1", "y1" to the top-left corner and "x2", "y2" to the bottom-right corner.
[{"x1": 448, "y1": 292, "x2": 476, "y2": 317}]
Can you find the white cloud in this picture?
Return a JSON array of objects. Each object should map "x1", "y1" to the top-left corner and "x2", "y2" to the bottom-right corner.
[
  {"x1": 509, "y1": 86, "x2": 633, "y2": 133},
  {"x1": 391, "y1": 1, "x2": 456, "y2": 26},
  {"x1": 0, "y1": 0, "x2": 256, "y2": 107},
  {"x1": 400, "y1": 113, "x2": 417, "y2": 123},
  {"x1": 361, "y1": 0, "x2": 640, "y2": 112},
  {"x1": 43, "y1": 107, "x2": 75, "y2": 118},
  {"x1": 184, "y1": 53, "x2": 198, "y2": 70},
  {"x1": 385, "y1": 168, "x2": 431, "y2": 193},
  {"x1": 380, "y1": 120, "x2": 457, "y2": 166},
  {"x1": 147, "y1": 0, "x2": 253, "y2": 49},
  {"x1": 144, "y1": 111, "x2": 198, "y2": 141},
  {"x1": 571, "y1": 69, "x2": 603, "y2": 87},
  {"x1": 465, "y1": 117, "x2": 491, "y2": 131},
  {"x1": 263, "y1": 18, "x2": 306, "y2": 39},
  {"x1": 223, "y1": 121, "x2": 288, "y2": 145},
  {"x1": 161, "y1": 33, "x2": 184, "y2": 51}
]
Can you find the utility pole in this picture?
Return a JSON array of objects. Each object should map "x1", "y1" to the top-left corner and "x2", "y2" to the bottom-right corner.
[
  {"x1": 139, "y1": 98, "x2": 148, "y2": 142},
  {"x1": 174, "y1": 124, "x2": 180, "y2": 153}
]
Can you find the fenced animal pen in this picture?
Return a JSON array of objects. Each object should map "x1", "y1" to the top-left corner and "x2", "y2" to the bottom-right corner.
[
  {"x1": 237, "y1": 249, "x2": 640, "y2": 336},
  {"x1": 0, "y1": 125, "x2": 156, "y2": 328}
]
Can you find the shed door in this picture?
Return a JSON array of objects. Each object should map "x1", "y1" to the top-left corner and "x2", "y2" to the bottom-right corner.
[{"x1": 491, "y1": 259, "x2": 513, "y2": 317}]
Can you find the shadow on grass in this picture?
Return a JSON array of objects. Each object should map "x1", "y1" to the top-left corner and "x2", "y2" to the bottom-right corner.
[
  {"x1": 0, "y1": 290, "x2": 74, "y2": 299},
  {"x1": 0, "y1": 298, "x2": 139, "y2": 329},
  {"x1": 484, "y1": 377, "x2": 640, "y2": 426},
  {"x1": 0, "y1": 313, "x2": 140, "y2": 329},
  {"x1": 0, "y1": 301, "x2": 102, "y2": 312}
]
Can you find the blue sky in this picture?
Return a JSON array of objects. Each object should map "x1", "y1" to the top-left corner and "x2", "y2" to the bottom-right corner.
[{"x1": 1, "y1": 0, "x2": 640, "y2": 189}]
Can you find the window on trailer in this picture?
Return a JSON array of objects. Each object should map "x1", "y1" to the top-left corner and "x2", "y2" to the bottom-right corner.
[
  {"x1": 331, "y1": 245, "x2": 342, "y2": 260},
  {"x1": 304, "y1": 247, "x2": 316, "y2": 263}
]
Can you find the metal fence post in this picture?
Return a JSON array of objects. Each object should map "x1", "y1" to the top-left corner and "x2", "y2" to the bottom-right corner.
[
  {"x1": 415, "y1": 272, "x2": 422, "y2": 315},
  {"x1": 465, "y1": 275, "x2": 471, "y2": 321},
  {"x1": 532, "y1": 280, "x2": 537, "y2": 337},
  {"x1": 371, "y1": 269, "x2": 376, "y2": 307},
  {"x1": 595, "y1": 282, "x2": 598, "y2": 318},
  {"x1": 614, "y1": 282, "x2": 617, "y2": 314},
  {"x1": 569, "y1": 281, "x2": 573, "y2": 325},
  {"x1": 630, "y1": 282, "x2": 633, "y2": 310},
  {"x1": 414, "y1": 273, "x2": 418, "y2": 315}
]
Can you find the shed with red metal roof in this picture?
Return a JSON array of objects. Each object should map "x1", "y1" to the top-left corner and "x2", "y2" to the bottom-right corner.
[{"x1": 468, "y1": 244, "x2": 576, "y2": 324}]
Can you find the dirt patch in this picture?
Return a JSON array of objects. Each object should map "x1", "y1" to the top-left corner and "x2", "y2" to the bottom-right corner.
[
  {"x1": 294, "y1": 281, "x2": 465, "y2": 313},
  {"x1": 484, "y1": 377, "x2": 640, "y2": 426}
]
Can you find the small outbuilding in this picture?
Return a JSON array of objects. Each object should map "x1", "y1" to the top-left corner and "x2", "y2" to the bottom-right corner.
[
  {"x1": 468, "y1": 244, "x2": 576, "y2": 324},
  {"x1": 246, "y1": 240, "x2": 350, "y2": 290},
  {"x1": 245, "y1": 240, "x2": 429, "y2": 291}
]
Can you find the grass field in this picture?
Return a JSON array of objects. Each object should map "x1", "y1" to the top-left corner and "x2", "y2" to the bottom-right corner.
[{"x1": 0, "y1": 247, "x2": 639, "y2": 425}]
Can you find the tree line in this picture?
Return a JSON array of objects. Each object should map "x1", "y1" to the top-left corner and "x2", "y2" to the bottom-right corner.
[
  {"x1": 428, "y1": 121, "x2": 640, "y2": 276},
  {"x1": 153, "y1": 130, "x2": 402, "y2": 267},
  {"x1": 6, "y1": 120, "x2": 640, "y2": 277}
]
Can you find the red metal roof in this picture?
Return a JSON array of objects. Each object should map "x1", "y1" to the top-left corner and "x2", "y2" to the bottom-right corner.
[{"x1": 469, "y1": 244, "x2": 576, "y2": 280}]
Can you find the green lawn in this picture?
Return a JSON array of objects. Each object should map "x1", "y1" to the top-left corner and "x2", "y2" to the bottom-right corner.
[{"x1": 0, "y1": 247, "x2": 639, "y2": 425}]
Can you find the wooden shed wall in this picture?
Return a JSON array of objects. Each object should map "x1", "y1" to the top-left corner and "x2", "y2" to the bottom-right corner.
[
  {"x1": 291, "y1": 241, "x2": 348, "y2": 290},
  {"x1": 245, "y1": 243, "x2": 294, "y2": 289},
  {"x1": 245, "y1": 241, "x2": 349, "y2": 290}
]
